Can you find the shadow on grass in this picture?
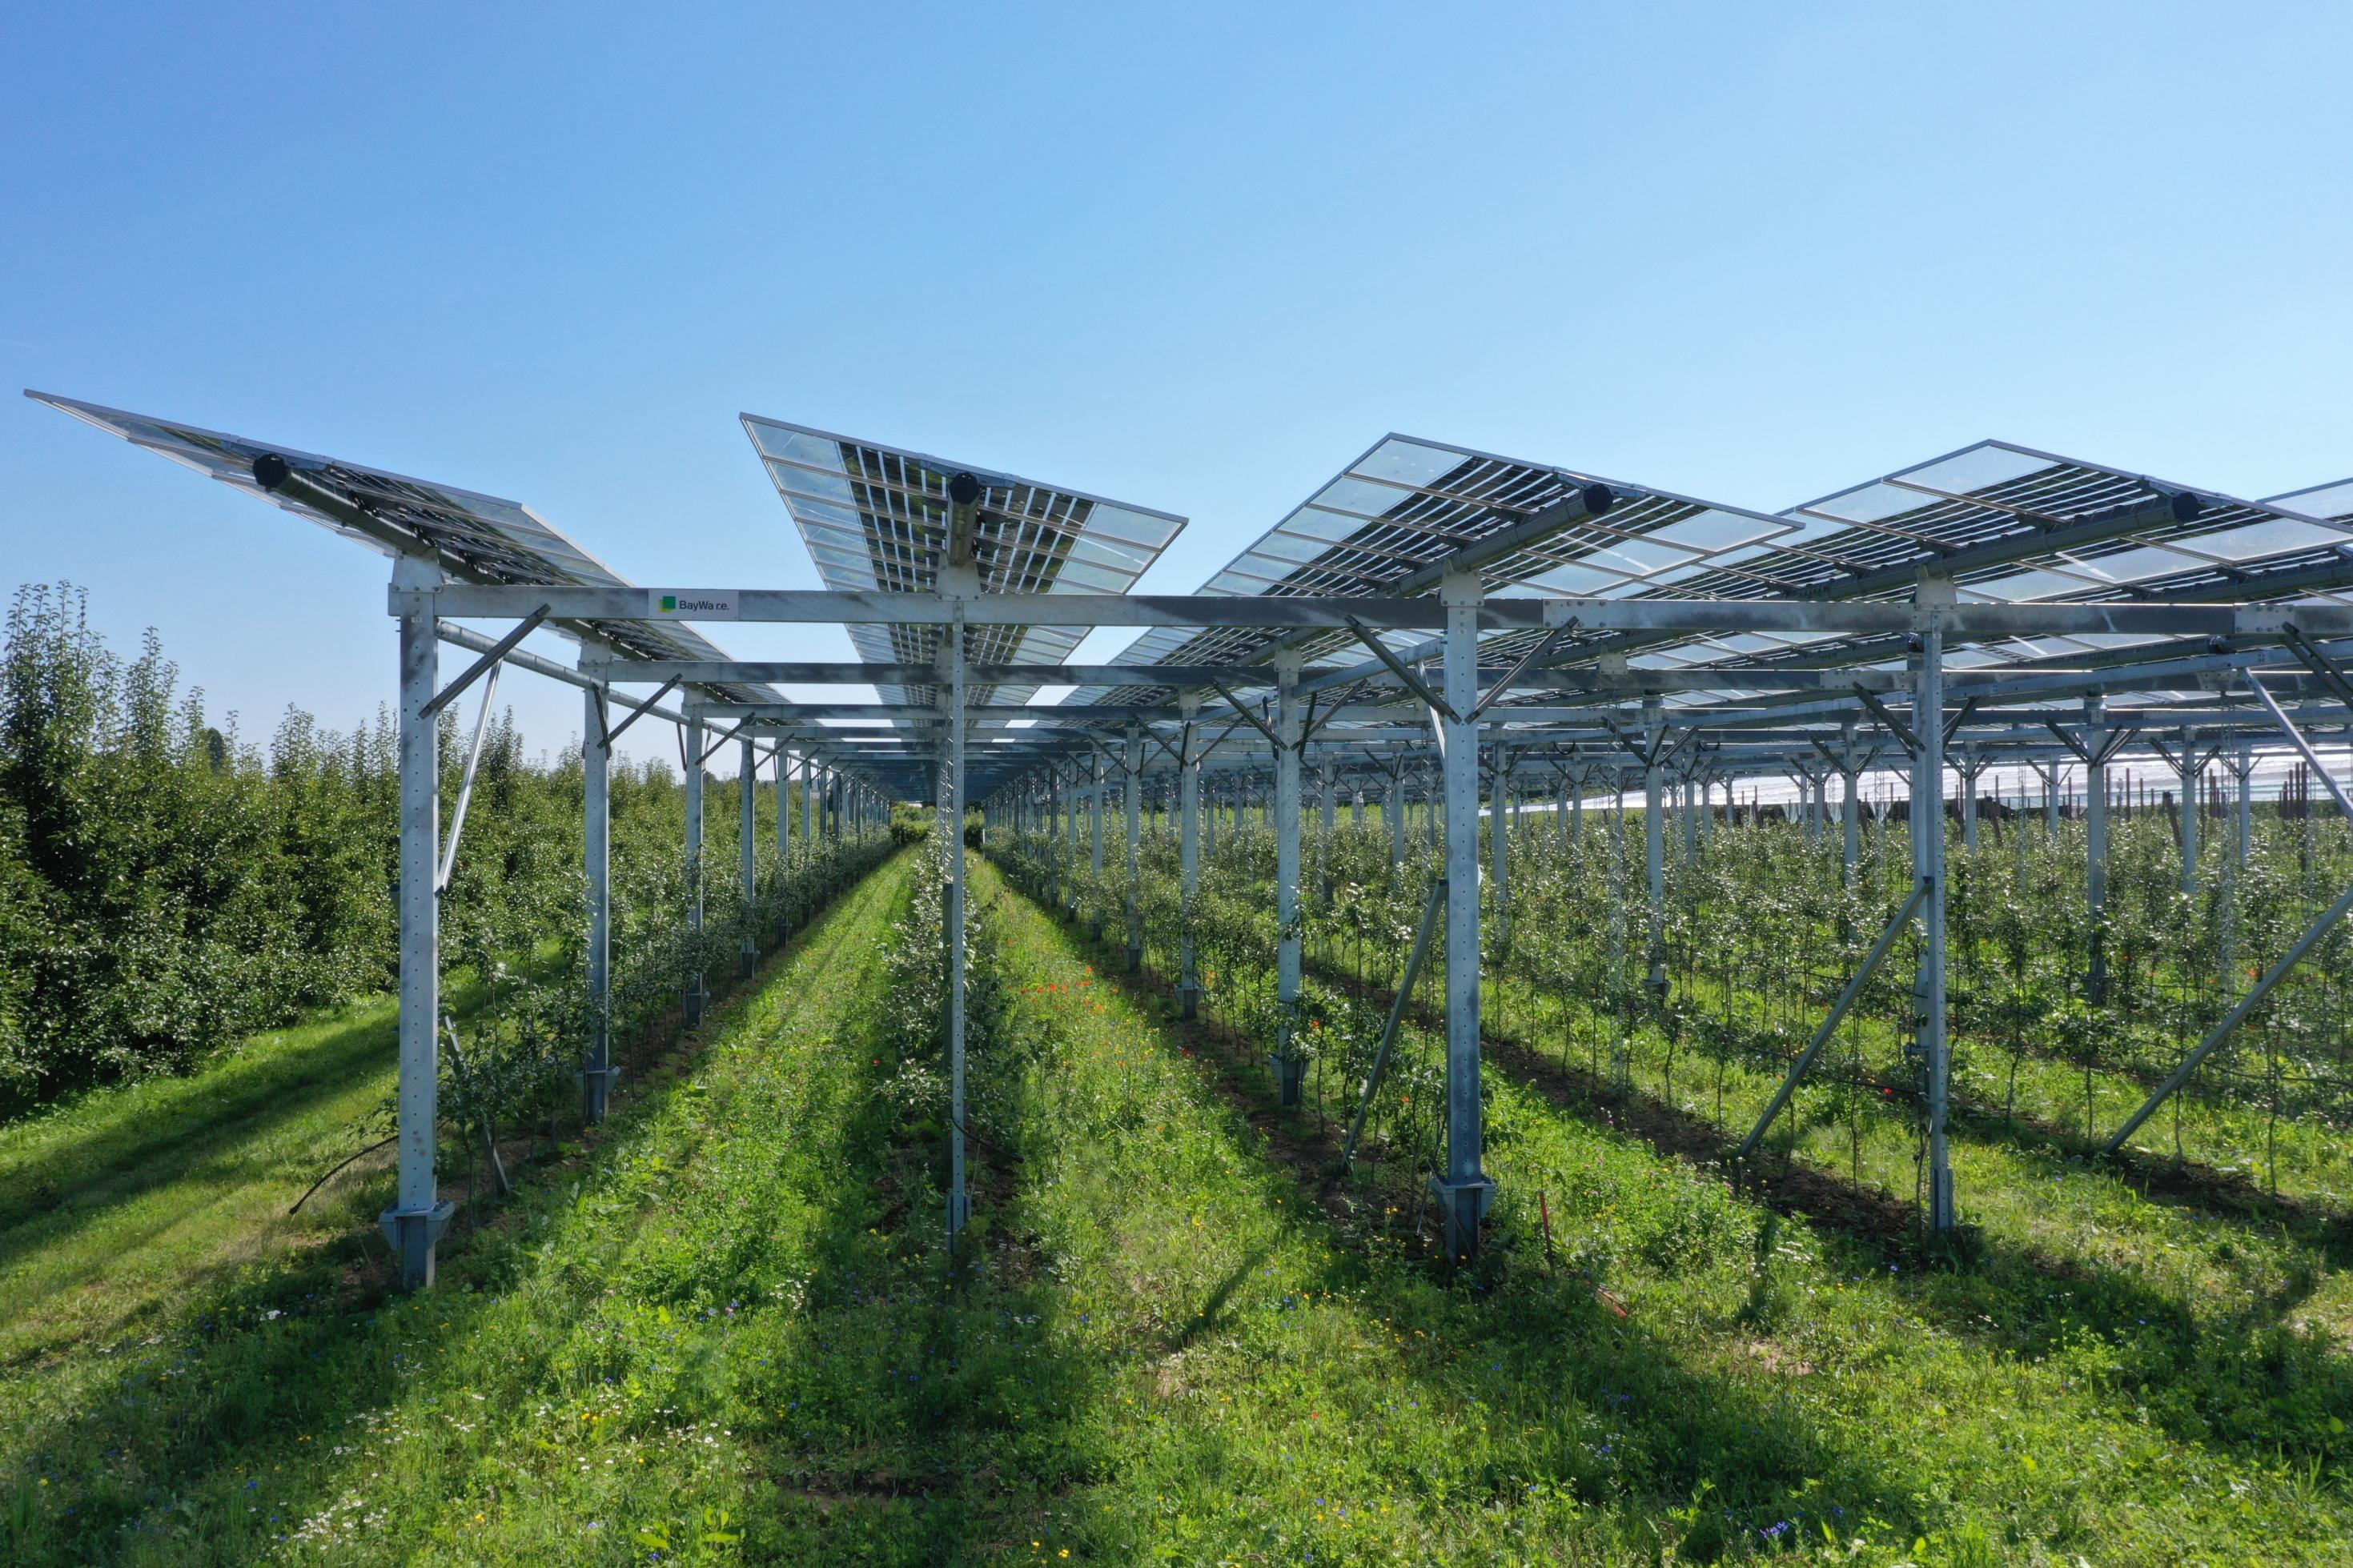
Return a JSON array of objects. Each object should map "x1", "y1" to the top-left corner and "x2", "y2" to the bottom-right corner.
[
  {"x1": 987, "y1": 866, "x2": 1946, "y2": 1555},
  {"x1": 0, "y1": 871, "x2": 896, "y2": 1564},
  {"x1": 1400, "y1": 976, "x2": 2353, "y2": 1474}
]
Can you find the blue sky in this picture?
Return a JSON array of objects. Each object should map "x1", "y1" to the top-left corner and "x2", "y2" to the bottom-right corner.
[{"x1": 5, "y1": 2, "x2": 2349, "y2": 768}]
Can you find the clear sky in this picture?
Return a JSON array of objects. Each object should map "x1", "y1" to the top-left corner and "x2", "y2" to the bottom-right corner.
[{"x1": 5, "y1": 2, "x2": 2349, "y2": 771}]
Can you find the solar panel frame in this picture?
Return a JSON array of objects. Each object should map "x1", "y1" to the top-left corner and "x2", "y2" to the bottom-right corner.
[
  {"x1": 27, "y1": 391, "x2": 784, "y2": 706},
  {"x1": 742, "y1": 414, "x2": 1185, "y2": 709},
  {"x1": 1064, "y1": 432, "x2": 1797, "y2": 708}
]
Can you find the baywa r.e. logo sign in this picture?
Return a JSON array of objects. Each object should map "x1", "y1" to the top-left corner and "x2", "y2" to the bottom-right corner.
[{"x1": 651, "y1": 591, "x2": 739, "y2": 619}]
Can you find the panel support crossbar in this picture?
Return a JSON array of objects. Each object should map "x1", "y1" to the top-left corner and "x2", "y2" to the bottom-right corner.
[
  {"x1": 419, "y1": 605, "x2": 548, "y2": 720},
  {"x1": 1341, "y1": 875, "x2": 1447, "y2": 1167},
  {"x1": 435, "y1": 662, "x2": 501, "y2": 894},
  {"x1": 2104, "y1": 872, "x2": 2353, "y2": 1155},
  {"x1": 1737, "y1": 880, "x2": 1931, "y2": 1158},
  {"x1": 2244, "y1": 677, "x2": 2353, "y2": 818}
]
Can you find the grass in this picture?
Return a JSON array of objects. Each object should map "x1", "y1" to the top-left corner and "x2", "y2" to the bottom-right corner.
[
  {"x1": 982, "y1": 857, "x2": 2353, "y2": 1564},
  {"x1": 7, "y1": 843, "x2": 2351, "y2": 1562}
]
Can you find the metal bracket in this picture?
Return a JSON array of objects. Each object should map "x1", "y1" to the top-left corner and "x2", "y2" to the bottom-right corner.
[
  {"x1": 603, "y1": 676, "x2": 681, "y2": 746},
  {"x1": 2246, "y1": 677, "x2": 2353, "y2": 817},
  {"x1": 1207, "y1": 677, "x2": 1286, "y2": 752},
  {"x1": 1852, "y1": 685, "x2": 1923, "y2": 754},
  {"x1": 1343, "y1": 616, "x2": 1462, "y2": 724},
  {"x1": 419, "y1": 605, "x2": 548, "y2": 720},
  {"x1": 1468, "y1": 624, "x2": 1573, "y2": 722},
  {"x1": 697, "y1": 717, "x2": 751, "y2": 767},
  {"x1": 2283, "y1": 624, "x2": 2353, "y2": 712}
]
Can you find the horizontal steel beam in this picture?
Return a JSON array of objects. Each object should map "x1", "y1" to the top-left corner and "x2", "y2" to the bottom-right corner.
[
  {"x1": 586, "y1": 660, "x2": 1278, "y2": 687},
  {"x1": 413, "y1": 584, "x2": 2341, "y2": 638}
]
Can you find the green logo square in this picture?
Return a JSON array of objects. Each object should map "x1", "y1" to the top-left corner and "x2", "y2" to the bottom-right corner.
[{"x1": 660, "y1": 595, "x2": 678, "y2": 612}]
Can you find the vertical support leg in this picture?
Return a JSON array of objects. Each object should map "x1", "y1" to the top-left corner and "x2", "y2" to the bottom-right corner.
[
  {"x1": 1179, "y1": 740, "x2": 1202, "y2": 1017},
  {"x1": 2085, "y1": 696, "x2": 2108, "y2": 1004},
  {"x1": 1319, "y1": 763, "x2": 1337, "y2": 904},
  {"x1": 384, "y1": 557, "x2": 450, "y2": 1289},
  {"x1": 1916, "y1": 615, "x2": 1954, "y2": 1232},
  {"x1": 739, "y1": 735, "x2": 757, "y2": 977},
  {"x1": 1272, "y1": 656, "x2": 1306, "y2": 1105},
  {"x1": 582, "y1": 677, "x2": 613, "y2": 1122},
  {"x1": 1643, "y1": 704, "x2": 1666, "y2": 1001},
  {"x1": 685, "y1": 715, "x2": 706, "y2": 1028},
  {"x1": 2226, "y1": 741, "x2": 2252, "y2": 985},
  {"x1": 785, "y1": 752, "x2": 805, "y2": 931},
  {"x1": 1489, "y1": 744, "x2": 1509, "y2": 941},
  {"x1": 2178, "y1": 725, "x2": 2199, "y2": 897},
  {"x1": 1842, "y1": 721, "x2": 1861, "y2": 891},
  {"x1": 1089, "y1": 757, "x2": 1106, "y2": 940},
  {"x1": 1962, "y1": 747, "x2": 1980, "y2": 852},
  {"x1": 1126, "y1": 722, "x2": 1144, "y2": 970},
  {"x1": 1433, "y1": 571, "x2": 1491, "y2": 1259},
  {"x1": 1066, "y1": 773, "x2": 1082, "y2": 919},
  {"x1": 1374, "y1": 771, "x2": 1392, "y2": 869},
  {"x1": 943, "y1": 625, "x2": 970, "y2": 1240}
]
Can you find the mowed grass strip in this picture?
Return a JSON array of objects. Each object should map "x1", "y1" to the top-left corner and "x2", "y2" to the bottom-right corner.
[
  {"x1": 979, "y1": 857, "x2": 2353, "y2": 1566},
  {"x1": 2, "y1": 852, "x2": 954, "y2": 1563}
]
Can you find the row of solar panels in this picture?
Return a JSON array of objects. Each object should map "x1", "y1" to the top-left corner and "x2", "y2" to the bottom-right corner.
[
  {"x1": 1062, "y1": 436, "x2": 2353, "y2": 716},
  {"x1": 32, "y1": 391, "x2": 2353, "y2": 750}
]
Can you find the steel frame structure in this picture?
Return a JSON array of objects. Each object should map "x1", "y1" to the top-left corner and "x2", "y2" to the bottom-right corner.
[{"x1": 32, "y1": 388, "x2": 2353, "y2": 1277}]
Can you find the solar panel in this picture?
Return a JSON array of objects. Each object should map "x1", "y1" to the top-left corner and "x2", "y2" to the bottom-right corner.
[
  {"x1": 28, "y1": 391, "x2": 779, "y2": 704},
  {"x1": 1622, "y1": 441, "x2": 2353, "y2": 688},
  {"x1": 1066, "y1": 433, "x2": 1796, "y2": 708},
  {"x1": 742, "y1": 415, "x2": 1186, "y2": 708}
]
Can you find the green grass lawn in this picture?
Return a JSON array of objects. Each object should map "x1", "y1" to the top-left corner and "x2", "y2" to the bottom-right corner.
[{"x1": 7, "y1": 846, "x2": 2350, "y2": 1564}]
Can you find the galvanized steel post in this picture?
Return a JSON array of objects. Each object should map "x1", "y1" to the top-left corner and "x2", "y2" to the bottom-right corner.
[
  {"x1": 1126, "y1": 721, "x2": 1143, "y2": 970},
  {"x1": 1089, "y1": 752, "x2": 1106, "y2": 940},
  {"x1": 944, "y1": 621, "x2": 970, "y2": 1240},
  {"x1": 1643, "y1": 700, "x2": 1667, "y2": 1000},
  {"x1": 685, "y1": 712, "x2": 705, "y2": 1028},
  {"x1": 2176, "y1": 724, "x2": 2199, "y2": 896},
  {"x1": 386, "y1": 554, "x2": 451, "y2": 1289},
  {"x1": 1914, "y1": 602, "x2": 1955, "y2": 1232},
  {"x1": 1489, "y1": 740, "x2": 1509, "y2": 940},
  {"x1": 581, "y1": 669, "x2": 613, "y2": 1123},
  {"x1": 1272, "y1": 652, "x2": 1306, "y2": 1105},
  {"x1": 1433, "y1": 570, "x2": 1492, "y2": 1260},
  {"x1": 2084, "y1": 694, "x2": 2109, "y2": 1004},
  {"x1": 1179, "y1": 701, "x2": 1202, "y2": 1017},
  {"x1": 739, "y1": 735, "x2": 757, "y2": 976}
]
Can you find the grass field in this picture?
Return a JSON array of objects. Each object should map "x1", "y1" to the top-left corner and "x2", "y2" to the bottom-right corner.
[{"x1": 5, "y1": 845, "x2": 2349, "y2": 1563}]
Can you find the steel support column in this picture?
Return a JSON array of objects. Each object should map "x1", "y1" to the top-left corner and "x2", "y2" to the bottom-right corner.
[
  {"x1": 739, "y1": 735, "x2": 757, "y2": 976},
  {"x1": 1644, "y1": 701, "x2": 1667, "y2": 1000},
  {"x1": 1125, "y1": 722, "x2": 1143, "y2": 969},
  {"x1": 581, "y1": 674, "x2": 613, "y2": 1122},
  {"x1": 2084, "y1": 695, "x2": 2109, "y2": 1004},
  {"x1": 1179, "y1": 716, "x2": 1202, "y2": 1017},
  {"x1": 685, "y1": 715, "x2": 706, "y2": 1028},
  {"x1": 1433, "y1": 571, "x2": 1492, "y2": 1259},
  {"x1": 2175, "y1": 725, "x2": 2200, "y2": 896},
  {"x1": 385, "y1": 555, "x2": 451, "y2": 1288},
  {"x1": 944, "y1": 626, "x2": 970, "y2": 1240},
  {"x1": 1914, "y1": 612, "x2": 1955, "y2": 1232},
  {"x1": 1841, "y1": 721, "x2": 1862, "y2": 890},
  {"x1": 1489, "y1": 741, "x2": 1509, "y2": 940},
  {"x1": 1089, "y1": 753, "x2": 1106, "y2": 940},
  {"x1": 1273, "y1": 655, "x2": 1306, "y2": 1105},
  {"x1": 1387, "y1": 771, "x2": 1405, "y2": 869}
]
